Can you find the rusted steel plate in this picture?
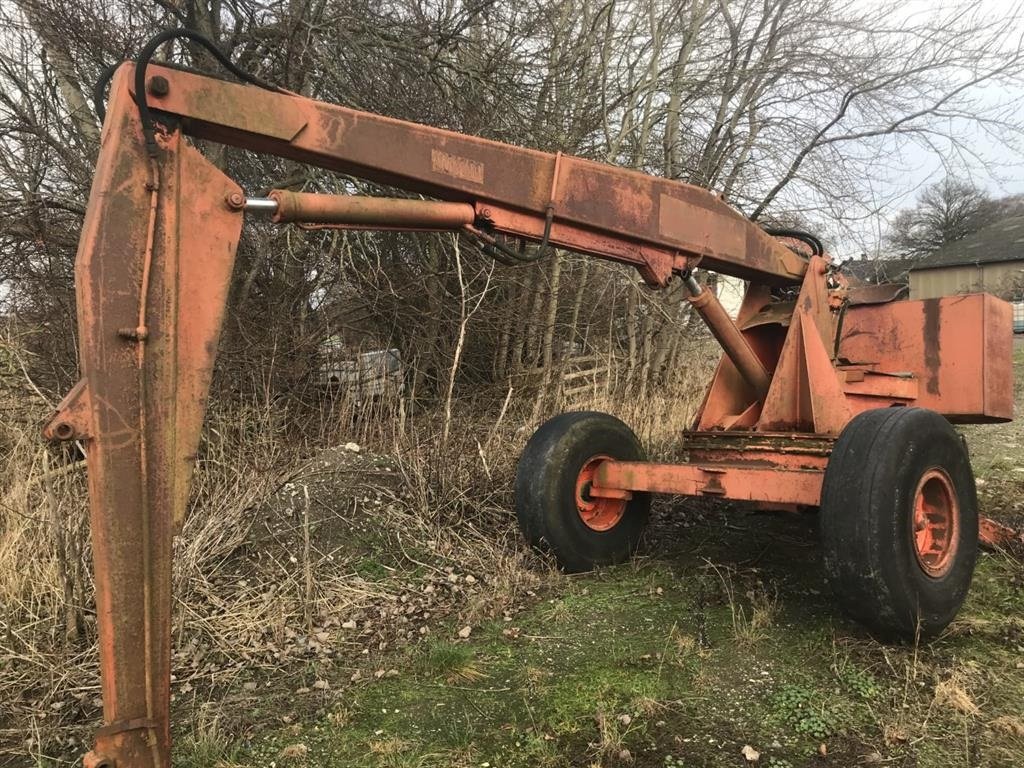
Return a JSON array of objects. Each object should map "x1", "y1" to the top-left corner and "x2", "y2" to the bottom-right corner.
[
  {"x1": 757, "y1": 257, "x2": 851, "y2": 434},
  {"x1": 682, "y1": 430, "x2": 833, "y2": 471},
  {"x1": 840, "y1": 370, "x2": 918, "y2": 400},
  {"x1": 840, "y1": 294, "x2": 1013, "y2": 422},
  {"x1": 131, "y1": 63, "x2": 806, "y2": 286},
  {"x1": 846, "y1": 282, "x2": 908, "y2": 305},
  {"x1": 54, "y1": 65, "x2": 244, "y2": 768},
  {"x1": 42, "y1": 379, "x2": 92, "y2": 440},
  {"x1": 594, "y1": 460, "x2": 824, "y2": 506},
  {"x1": 682, "y1": 430, "x2": 834, "y2": 456},
  {"x1": 979, "y1": 516, "x2": 1024, "y2": 550}
]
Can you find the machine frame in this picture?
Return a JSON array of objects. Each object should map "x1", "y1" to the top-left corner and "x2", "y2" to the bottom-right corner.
[{"x1": 42, "y1": 51, "x2": 1014, "y2": 768}]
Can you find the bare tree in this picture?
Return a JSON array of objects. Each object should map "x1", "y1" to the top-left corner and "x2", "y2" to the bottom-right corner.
[
  {"x1": 1, "y1": 0, "x2": 1022, "y2": 404},
  {"x1": 886, "y1": 178, "x2": 998, "y2": 259}
]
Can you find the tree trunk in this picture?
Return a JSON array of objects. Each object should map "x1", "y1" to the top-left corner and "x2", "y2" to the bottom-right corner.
[{"x1": 531, "y1": 251, "x2": 563, "y2": 420}]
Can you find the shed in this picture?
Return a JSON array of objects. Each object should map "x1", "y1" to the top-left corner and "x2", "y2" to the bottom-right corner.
[{"x1": 908, "y1": 216, "x2": 1024, "y2": 302}]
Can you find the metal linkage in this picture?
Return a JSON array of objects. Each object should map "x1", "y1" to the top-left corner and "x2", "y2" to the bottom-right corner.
[{"x1": 681, "y1": 273, "x2": 772, "y2": 400}]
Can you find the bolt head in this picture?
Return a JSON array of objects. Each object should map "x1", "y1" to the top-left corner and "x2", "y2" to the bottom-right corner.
[
  {"x1": 226, "y1": 192, "x2": 246, "y2": 210},
  {"x1": 147, "y1": 76, "x2": 170, "y2": 97},
  {"x1": 83, "y1": 751, "x2": 115, "y2": 768}
]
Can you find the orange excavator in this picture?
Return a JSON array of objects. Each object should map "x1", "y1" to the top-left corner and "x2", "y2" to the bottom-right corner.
[{"x1": 43, "y1": 30, "x2": 1016, "y2": 768}]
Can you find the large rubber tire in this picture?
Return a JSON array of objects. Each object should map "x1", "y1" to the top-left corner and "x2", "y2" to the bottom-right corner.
[
  {"x1": 820, "y1": 407, "x2": 978, "y2": 641},
  {"x1": 515, "y1": 411, "x2": 651, "y2": 572}
]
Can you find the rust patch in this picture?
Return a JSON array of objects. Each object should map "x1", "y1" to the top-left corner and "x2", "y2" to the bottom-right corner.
[
  {"x1": 658, "y1": 193, "x2": 745, "y2": 255},
  {"x1": 43, "y1": 379, "x2": 93, "y2": 441},
  {"x1": 430, "y1": 148, "x2": 484, "y2": 184},
  {"x1": 923, "y1": 298, "x2": 941, "y2": 395}
]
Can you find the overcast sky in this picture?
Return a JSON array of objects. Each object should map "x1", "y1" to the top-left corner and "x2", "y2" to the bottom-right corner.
[{"x1": 834, "y1": 0, "x2": 1024, "y2": 260}]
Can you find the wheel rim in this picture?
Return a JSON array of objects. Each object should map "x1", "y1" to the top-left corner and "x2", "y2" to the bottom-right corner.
[
  {"x1": 912, "y1": 467, "x2": 959, "y2": 578},
  {"x1": 575, "y1": 455, "x2": 625, "y2": 531}
]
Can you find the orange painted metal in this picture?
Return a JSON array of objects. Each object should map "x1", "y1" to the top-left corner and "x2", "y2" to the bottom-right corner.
[
  {"x1": 593, "y1": 458, "x2": 823, "y2": 506},
  {"x1": 687, "y1": 284, "x2": 772, "y2": 400},
  {"x1": 912, "y1": 468, "x2": 959, "y2": 577},
  {"x1": 43, "y1": 379, "x2": 92, "y2": 441},
  {"x1": 44, "y1": 66, "x2": 243, "y2": 768},
  {"x1": 575, "y1": 455, "x2": 629, "y2": 530},
  {"x1": 133, "y1": 62, "x2": 807, "y2": 288},
  {"x1": 838, "y1": 293, "x2": 1013, "y2": 422},
  {"x1": 979, "y1": 516, "x2": 1024, "y2": 549},
  {"x1": 267, "y1": 190, "x2": 476, "y2": 230},
  {"x1": 756, "y1": 256, "x2": 851, "y2": 434},
  {"x1": 694, "y1": 284, "x2": 783, "y2": 431},
  {"x1": 682, "y1": 430, "x2": 832, "y2": 471},
  {"x1": 692, "y1": 260, "x2": 1014, "y2": 433}
]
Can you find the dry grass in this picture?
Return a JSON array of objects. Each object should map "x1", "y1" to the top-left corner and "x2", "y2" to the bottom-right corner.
[
  {"x1": 705, "y1": 561, "x2": 778, "y2": 647},
  {"x1": 933, "y1": 674, "x2": 981, "y2": 717},
  {"x1": 991, "y1": 715, "x2": 1024, "y2": 737},
  {"x1": 590, "y1": 710, "x2": 633, "y2": 764},
  {"x1": 0, "y1": 360, "x2": 93, "y2": 754},
  {"x1": 0, "y1": 327, "x2": 718, "y2": 762},
  {"x1": 559, "y1": 340, "x2": 716, "y2": 458}
]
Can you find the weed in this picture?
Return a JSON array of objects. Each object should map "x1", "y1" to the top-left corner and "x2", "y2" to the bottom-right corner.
[
  {"x1": 934, "y1": 675, "x2": 980, "y2": 716},
  {"x1": 326, "y1": 707, "x2": 351, "y2": 727},
  {"x1": 706, "y1": 562, "x2": 777, "y2": 646},
  {"x1": 836, "y1": 662, "x2": 881, "y2": 701},
  {"x1": 173, "y1": 711, "x2": 238, "y2": 768},
  {"x1": 417, "y1": 640, "x2": 487, "y2": 684},
  {"x1": 515, "y1": 731, "x2": 561, "y2": 768},
  {"x1": 666, "y1": 624, "x2": 697, "y2": 665},
  {"x1": 768, "y1": 684, "x2": 843, "y2": 741},
  {"x1": 591, "y1": 709, "x2": 629, "y2": 762},
  {"x1": 368, "y1": 736, "x2": 415, "y2": 757}
]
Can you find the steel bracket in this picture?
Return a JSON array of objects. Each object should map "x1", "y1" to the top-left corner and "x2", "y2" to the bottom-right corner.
[{"x1": 43, "y1": 380, "x2": 92, "y2": 441}]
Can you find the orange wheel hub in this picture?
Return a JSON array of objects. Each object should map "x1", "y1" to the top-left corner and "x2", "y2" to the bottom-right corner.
[
  {"x1": 912, "y1": 468, "x2": 959, "y2": 578},
  {"x1": 575, "y1": 455, "x2": 625, "y2": 531}
]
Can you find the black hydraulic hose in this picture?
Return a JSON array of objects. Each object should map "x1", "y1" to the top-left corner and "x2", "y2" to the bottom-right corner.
[
  {"x1": 92, "y1": 63, "x2": 120, "y2": 123},
  {"x1": 133, "y1": 28, "x2": 286, "y2": 158},
  {"x1": 93, "y1": 28, "x2": 285, "y2": 153},
  {"x1": 762, "y1": 227, "x2": 824, "y2": 257}
]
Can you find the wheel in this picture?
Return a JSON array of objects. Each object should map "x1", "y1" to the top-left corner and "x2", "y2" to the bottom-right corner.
[
  {"x1": 820, "y1": 407, "x2": 978, "y2": 641},
  {"x1": 514, "y1": 411, "x2": 651, "y2": 572}
]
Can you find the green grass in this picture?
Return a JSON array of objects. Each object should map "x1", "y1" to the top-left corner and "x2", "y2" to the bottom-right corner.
[{"x1": 172, "y1": 533, "x2": 1024, "y2": 768}]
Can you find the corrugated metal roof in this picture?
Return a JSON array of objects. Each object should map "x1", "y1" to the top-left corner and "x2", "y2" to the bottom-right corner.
[{"x1": 911, "y1": 215, "x2": 1024, "y2": 271}]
